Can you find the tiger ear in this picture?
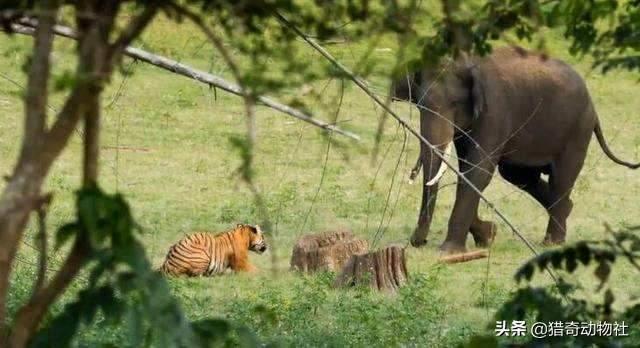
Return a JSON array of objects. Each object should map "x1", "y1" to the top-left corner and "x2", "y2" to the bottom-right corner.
[{"x1": 236, "y1": 223, "x2": 243, "y2": 229}]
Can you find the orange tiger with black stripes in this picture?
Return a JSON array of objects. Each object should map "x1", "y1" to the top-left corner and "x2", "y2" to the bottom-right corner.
[{"x1": 159, "y1": 223, "x2": 267, "y2": 276}]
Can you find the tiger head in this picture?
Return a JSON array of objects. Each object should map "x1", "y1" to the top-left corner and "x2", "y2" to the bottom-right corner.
[{"x1": 239, "y1": 224, "x2": 267, "y2": 254}]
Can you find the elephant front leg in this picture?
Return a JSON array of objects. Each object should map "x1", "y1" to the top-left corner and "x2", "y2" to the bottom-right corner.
[
  {"x1": 411, "y1": 180, "x2": 439, "y2": 247},
  {"x1": 458, "y1": 142, "x2": 497, "y2": 248},
  {"x1": 441, "y1": 153, "x2": 496, "y2": 254}
]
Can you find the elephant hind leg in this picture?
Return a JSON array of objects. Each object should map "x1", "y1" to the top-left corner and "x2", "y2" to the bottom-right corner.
[
  {"x1": 469, "y1": 216, "x2": 496, "y2": 247},
  {"x1": 543, "y1": 142, "x2": 589, "y2": 245}
]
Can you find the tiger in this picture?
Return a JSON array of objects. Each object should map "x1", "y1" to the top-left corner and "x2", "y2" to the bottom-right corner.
[{"x1": 159, "y1": 223, "x2": 267, "y2": 276}]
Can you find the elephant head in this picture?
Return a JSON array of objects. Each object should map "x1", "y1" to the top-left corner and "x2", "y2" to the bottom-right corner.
[{"x1": 390, "y1": 59, "x2": 486, "y2": 247}]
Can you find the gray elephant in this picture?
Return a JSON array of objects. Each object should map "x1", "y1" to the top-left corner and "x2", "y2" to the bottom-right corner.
[{"x1": 391, "y1": 46, "x2": 639, "y2": 254}]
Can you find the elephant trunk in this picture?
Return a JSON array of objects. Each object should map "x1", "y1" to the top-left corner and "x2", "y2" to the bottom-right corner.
[{"x1": 411, "y1": 117, "x2": 454, "y2": 247}]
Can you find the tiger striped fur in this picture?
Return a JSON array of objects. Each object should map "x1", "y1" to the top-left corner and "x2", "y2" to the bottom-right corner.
[{"x1": 159, "y1": 224, "x2": 267, "y2": 276}]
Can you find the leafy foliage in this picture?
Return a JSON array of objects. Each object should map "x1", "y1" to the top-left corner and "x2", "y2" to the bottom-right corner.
[
  {"x1": 395, "y1": 0, "x2": 640, "y2": 74},
  {"x1": 32, "y1": 186, "x2": 259, "y2": 347},
  {"x1": 465, "y1": 225, "x2": 640, "y2": 347}
]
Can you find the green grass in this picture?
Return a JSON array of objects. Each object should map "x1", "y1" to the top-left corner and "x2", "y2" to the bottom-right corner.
[{"x1": 1, "y1": 14, "x2": 639, "y2": 347}]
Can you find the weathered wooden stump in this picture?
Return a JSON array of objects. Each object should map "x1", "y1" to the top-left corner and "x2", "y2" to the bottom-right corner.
[
  {"x1": 334, "y1": 245, "x2": 408, "y2": 292},
  {"x1": 290, "y1": 230, "x2": 369, "y2": 273}
]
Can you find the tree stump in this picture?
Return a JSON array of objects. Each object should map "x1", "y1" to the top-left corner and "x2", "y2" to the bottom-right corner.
[
  {"x1": 290, "y1": 230, "x2": 369, "y2": 273},
  {"x1": 334, "y1": 245, "x2": 408, "y2": 292}
]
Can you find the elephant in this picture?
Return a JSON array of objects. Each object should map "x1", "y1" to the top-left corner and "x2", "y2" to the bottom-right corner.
[{"x1": 391, "y1": 46, "x2": 640, "y2": 254}]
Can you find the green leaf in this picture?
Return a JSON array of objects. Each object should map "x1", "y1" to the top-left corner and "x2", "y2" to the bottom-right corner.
[
  {"x1": 515, "y1": 262, "x2": 535, "y2": 282},
  {"x1": 551, "y1": 251, "x2": 563, "y2": 268},
  {"x1": 594, "y1": 261, "x2": 611, "y2": 287},
  {"x1": 566, "y1": 255, "x2": 578, "y2": 273},
  {"x1": 576, "y1": 242, "x2": 592, "y2": 265},
  {"x1": 565, "y1": 248, "x2": 578, "y2": 273},
  {"x1": 192, "y1": 319, "x2": 232, "y2": 345},
  {"x1": 53, "y1": 70, "x2": 77, "y2": 92},
  {"x1": 234, "y1": 325, "x2": 260, "y2": 348},
  {"x1": 55, "y1": 222, "x2": 78, "y2": 249},
  {"x1": 537, "y1": 253, "x2": 550, "y2": 271}
]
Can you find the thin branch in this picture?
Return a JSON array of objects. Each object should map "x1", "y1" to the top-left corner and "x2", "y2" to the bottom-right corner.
[
  {"x1": 82, "y1": 94, "x2": 100, "y2": 185},
  {"x1": 33, "y1": 194, "x2": 52, "y2": 294},
  {"x1": 6, "y1": 21, "x2": 359, "y2": 141},
  {"x1": 10, "y1": 238, "x2": 89, "y2": 348},
  {"x1": 108, "y1": 5, "x2": 158, "y2": 63},
  {"x1": 274, "y1": 12, "x2": 545, "y2": 260},
  {"x1": 299, "y1": 79, "x2": 344, "y2": 235},
  {"x1": 40, "y1": 87, "x2": 88, "y2": 170},
  {"x1": 372, "y1": 129, "x2": 408, "y2": 248},
  {"x1": 0, "y1": 71, "x2": 84, "y2": 138},
  {"x1": 165, "y1": 2, "x2": 259, "y2": 158},
  {"x1": 371, "y1": 0, "x2": 422, "y2": 164}
]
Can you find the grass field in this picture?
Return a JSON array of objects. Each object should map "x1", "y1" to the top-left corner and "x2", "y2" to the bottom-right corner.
[{"x1": 1, "y1": 14, "x2": 639, "y2": 347}]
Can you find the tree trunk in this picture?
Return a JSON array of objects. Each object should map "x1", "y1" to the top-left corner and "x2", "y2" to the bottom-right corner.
[
  {"x1": 334, "y1": 245, "x2": 408, "y2": 293},
  {"x1": 290, "y1": 230, "x2": 369, "y2": 273}
]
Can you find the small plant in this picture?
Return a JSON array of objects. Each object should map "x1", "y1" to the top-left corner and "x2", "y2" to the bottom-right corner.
[
  {"x1": 222, "y1": 270, "x2": 450, "y2": 347},
  {"x1": 465, "y1": 225, "x2": 640, "y2": 347}
]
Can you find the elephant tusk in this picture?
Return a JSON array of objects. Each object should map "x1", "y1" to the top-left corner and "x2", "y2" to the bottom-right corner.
[{"x1": 426, "y1": 142, "x2": 453, "y2": 186}]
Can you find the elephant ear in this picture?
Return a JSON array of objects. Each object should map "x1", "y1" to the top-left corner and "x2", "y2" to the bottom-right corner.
[{"x1": 468, "y1": 65, "x2": 486, "y2": 120}]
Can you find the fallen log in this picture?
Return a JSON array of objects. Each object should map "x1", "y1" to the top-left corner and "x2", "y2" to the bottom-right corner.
[
  {"x1": 290, "y1": 230, "x2": 368, "y2": 273},
  {"x1": 438, "y1": 250, "x2": 488, "y2": 264},
  {"x1": 334, "y1": 245, "x2": 408, "y2": 293}
]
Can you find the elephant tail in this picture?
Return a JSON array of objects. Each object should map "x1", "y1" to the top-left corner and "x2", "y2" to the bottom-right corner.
[{"x1": 593, "y1": 119, "x2": 640, "y2": 169}]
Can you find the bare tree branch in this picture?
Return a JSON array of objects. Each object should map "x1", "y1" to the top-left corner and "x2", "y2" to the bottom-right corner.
[
  {"x1": 108, "y1": 5, "x2": 159, "y2": 64},
  {"x1": 33, "y1": 194, "x2": 52, "y2": 294},
  {"x1": 166, "y1": 2, "x2": 258, "y2": 157},
  {"x1": 6, "y1": 21, "x2": 360, "y2": 141}
]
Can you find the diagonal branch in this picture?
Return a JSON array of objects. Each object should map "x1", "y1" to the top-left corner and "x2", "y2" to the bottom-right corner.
[
  {"x1": 6, "y1": 20, "x2": 360, "y2": 141},
  {"x1": 274, "y1": 12, "x2": 547, "y2": 262},
  {"x1": 40, "y1": 87, "x2": 88, "y2": 170},
  {"x1": 33, "y1": 194, "x2": 52, "y2": 294},
  {"x1": 108, "y1": 4, "x2": 159, "y2": 65},
  {"x1": 166, "y1": 2, "x2": 258, "y2": 178}
]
